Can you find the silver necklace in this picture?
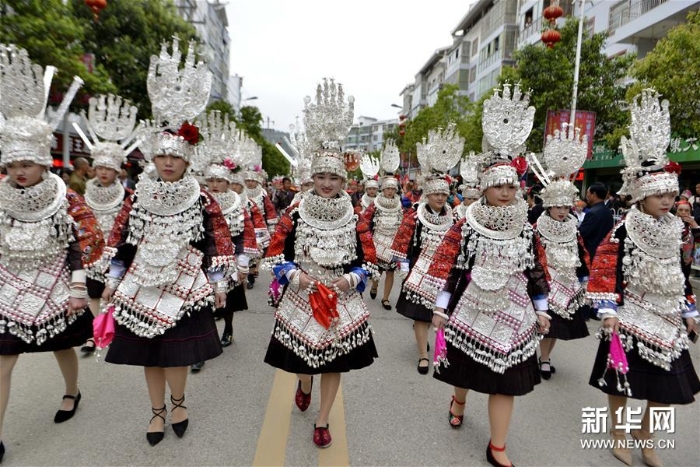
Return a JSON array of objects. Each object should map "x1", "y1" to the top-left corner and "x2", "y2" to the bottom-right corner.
[
  {"x1": 467, "y1": 198, "x2": 527, "y2": 240},
  {"x1": 417, "y1": 202, "x2": 453, "y2": 231},
  {"x1": 298, "y1": 191, "x2": 354, "y2": 229},
  {"x1": 0, "y1": 173, "x2": 64, "y2": 222},
  {"x1": 136, "y1": 173, "x2": 200, "y2": 216},
  {"x1": 84, "y1": 178, "x2": 124, "y2": 212}
]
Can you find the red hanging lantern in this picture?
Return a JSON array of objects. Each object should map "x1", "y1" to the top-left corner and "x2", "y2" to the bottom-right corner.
[
  {"x1": 543, "y1": 1, "x2": 564, "y2": 25},
  {"x1": 399, "y1": 130, "x2": 406, "y2": 137},
  {"x1": 541, "y1": 28, "x2": 561, "y2": 48},
  {"x1": 399, "y1": 122, "x2": 406, "y2": 129},
  {"x1": 85, "y1": 0, "x2": 107, "y2": 22},
  {"x1": 399, "y1": 114, "x2": 407, "y2": 121}
]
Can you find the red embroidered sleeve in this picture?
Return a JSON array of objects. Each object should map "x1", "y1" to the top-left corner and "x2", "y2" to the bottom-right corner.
[
  {"x1": 578, "y1": 233, "x2": 591, "y2": 270},
  {"x1": 242, "y1": 209, "x2": 259, "y2": 257},
  {"x1": 426, "y1": 219, "x2": 465, "y2": 282},
  {"x1": 533, "y1": 231, "x2": 551, "y2": 284},
  {"x1": 586, "y1": 230, "x2": 621, "y2": 304},
  {"x1": 362, "y1": 203, "x2": 377, "y2": 227},
  {"x1": 66, "y1": 190, "x2": 104, "y2": 267},
  {"x1": 202, "y1": 190, "x2": 236, "y2": 269},
  {"x1": 357, "y1": 216, "x2": 377, "y2": 266},
  {"x1": 390, "y1": 207, "x2": 417, "y2": 260},
  {"x1": 263, "y1": 203, "x2": 298, "y2": 266},
  {"x1": 107, "y1": 194, "x2": 133, "y2": 248},
  {"x1": 263, "y1": 195, "x2": 278, "y2": 225},
  {"x1": 249, "y1": 203, "x2": 267, "y2": 229}
]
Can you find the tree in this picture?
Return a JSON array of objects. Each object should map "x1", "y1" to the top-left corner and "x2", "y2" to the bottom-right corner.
[
  {"x1": 0, "y1": 0, "x2": 116, "y2": 102},
  {"x1": 70, "y1": 0, "x2": 197, "y2": 119},
  {"x1": 629, "y1": 10, "x2": 700, "y2": 137},
  {"x1": 395, "y1": 84, "x2": 475, "y2": 167},
  {"x1": 494, "y1": 17, "x2": 635, "y2": 152}
]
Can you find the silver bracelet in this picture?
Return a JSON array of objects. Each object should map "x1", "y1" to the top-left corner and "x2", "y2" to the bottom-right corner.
[
  {"x1": 105, "y1": 277, "x2": 120, "y2": 290},
  {"x1": 290, "y1": 270, "x2": 301, "y2": 292},
  {"x1": 214, "y1": 280, "x2": 228, "y2": 294},
  {"x1": 433, "y1": 310, "x2": 449, "y2": 320},
  {"x1": 70, "y1": 287, "x2": 88, "y2": 299}
]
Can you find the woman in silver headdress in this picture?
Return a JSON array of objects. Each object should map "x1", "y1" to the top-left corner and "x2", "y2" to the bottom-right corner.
[
  {"x1": 0, "y1": 46, "x2": 103, "y2": 462},
  {"x1": 101, "y1": 38, "x2": 235, "y2": 446},
  {"x1": 392, "y1": 124, "x2": 463, "y2": 375},
  {"x1": 74, "y1": 94, "x2": 139, "y2": 354},
  {"x1": 424, "y1": 86, "x2": 550, "y2": 467},
  {"x1": 263, "y1": 79, "x2": 378, "y2": 449},
  {"x1": 587, "y1": 91, "x2": 699, "y2": 467},
  {"x1": 529, "y1": 124, "x2": 591, "y2": 380}
]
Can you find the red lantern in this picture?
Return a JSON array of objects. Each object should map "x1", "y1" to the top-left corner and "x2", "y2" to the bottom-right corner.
[
  {"x1": 399, "y1": 130, "x2": 406, "y2": 137},
  {"x1": 85, "y1": 0, "x2": 107, "y2": 22},
  {"x1": 399, "y1": 122, "x2": 406, "y2": 129},
  {"x1": 543, "y1": 4, "x2": 564, "y2": 24},
  {"x1": 399, "y1": 115, "x2": 407, "y2": 120},
  {"x1": 541, "y1": 29, "x2": 561, "y2": 48}
]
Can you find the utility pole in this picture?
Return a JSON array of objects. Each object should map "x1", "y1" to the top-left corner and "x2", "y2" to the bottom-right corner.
[{"x1": 570, "y1": 0, "x2": 586, "y2": 128}]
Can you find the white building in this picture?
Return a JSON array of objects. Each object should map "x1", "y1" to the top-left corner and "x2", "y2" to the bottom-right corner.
[
  {"x1": 399, "y1": 47, "x2": 450, "y2": 119},
  {"x1": 228, "y1": 74, "x2": 243, "y2": 112},
  {"x1": 580, "y1": 0, "x2": 699, "y2": 58},
  {"x1": 344, "y1": 117, "x2": 400, "y2": 152},
  {"x1": 175, "y1": 0, "x2": 231, "y2": 103}
]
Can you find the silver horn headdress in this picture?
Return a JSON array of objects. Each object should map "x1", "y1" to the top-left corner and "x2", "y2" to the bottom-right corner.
[{"x1": 416, "y1": 122, "x2": 464, "y2": 195}]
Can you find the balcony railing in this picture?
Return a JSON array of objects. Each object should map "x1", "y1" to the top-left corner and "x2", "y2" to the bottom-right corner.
[{"x1": 608, "y1": 0, "x2": 668, "y2": 35}]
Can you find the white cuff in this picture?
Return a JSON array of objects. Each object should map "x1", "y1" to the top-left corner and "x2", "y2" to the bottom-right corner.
[
  {"x1": 238, "y1": 254, "x2": 250, "y2": 267},
  {"x1": 208, "y1": 270, "x2": 225, "y2": 282},
  {"x1": 533, "y1": 298, "x2": 549, "y2": 311},
  {"x1": 682, "y1": 309, "x2": 699, "y2": 318},
  {"x1": 71, "y1": 270, "x2": 86, "y2": 284},
  {"x1": 285, "y1": 268, "x2": 298, "y2": 281},
  {"x1": 107, "y1": 263, "x2": 125, "y2": 279},
  {"x1": 436, "y1": 291, "x2": 452, "y2": 309},
  {"x1": 598, "y1": 308, "x2": 618, "y2": 319}
]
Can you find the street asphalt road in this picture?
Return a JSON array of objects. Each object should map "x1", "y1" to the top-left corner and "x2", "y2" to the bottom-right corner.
[{"x1": 4, "y1": 274, "x2": 700, "y2": 466}]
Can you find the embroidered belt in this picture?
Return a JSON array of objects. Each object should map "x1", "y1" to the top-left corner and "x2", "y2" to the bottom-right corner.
[
  {"x1": 0, "y1": 252, "x2": 82, "y2": 345},
  {"x1": 617, "y1": 287, "x2": 688, "y2": 370},
  {"x1": 111, "y1": 245, "x2": 213, "y2": 338},
  {"x1": 442, "y1": 273, "x2": 539, "y2": 374},
  {"x1": 272, "y1": 287, "x2": 372, "y2": 368}
]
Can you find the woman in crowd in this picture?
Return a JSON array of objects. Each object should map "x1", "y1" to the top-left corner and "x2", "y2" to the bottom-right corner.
[
  {"x1": 587, "y1": 91, "x2": 699, "y2": 467},
  {"x1": 0, "y1": 46, "x2": 102, "y2": 462},
  {"x1": 101, "y1": 39, "x2": 235, "y2": 446},
  {"x1": 424, "y1": 86, "x2": 549, "y2": 467},
  {"x1": 263, "y1": 80, "x2": 378, "y2": 448},
  {"x1": 392, "y1": 123, "x2": 463, "y2": 375},
  {"x1": 75, "y1": 94, "x2": 138, "y2": 354},
  {"x1": 530, "y1": 124, "x2": 590, "y2": 380}
]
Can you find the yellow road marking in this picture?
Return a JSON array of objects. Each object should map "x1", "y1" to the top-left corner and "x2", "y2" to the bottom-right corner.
[
  {"x1": 252, "y1": 370, "x2": 296, "y2": 466},
  {"x1": 318, "y1": 383, "x2": 349, "y2": 467}
]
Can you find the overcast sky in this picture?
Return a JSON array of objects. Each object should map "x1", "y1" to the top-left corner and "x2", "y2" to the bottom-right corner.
[{"x1": 226, "y1": 0, "x2": 476, "y2": 132}]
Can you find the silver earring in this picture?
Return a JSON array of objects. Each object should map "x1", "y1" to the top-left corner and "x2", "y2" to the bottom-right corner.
[{"x1": 41, "y1": 171, "x2": 48, "y2": 180}]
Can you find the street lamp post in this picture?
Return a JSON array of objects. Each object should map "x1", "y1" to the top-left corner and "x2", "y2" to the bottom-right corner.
[{"x1": 570, "y1": 0, "x2": 586, "y2": 128}]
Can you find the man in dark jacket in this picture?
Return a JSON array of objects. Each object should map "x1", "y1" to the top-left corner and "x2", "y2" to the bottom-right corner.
[
  {"x1": 579, "y1": 182, "x2": 615, "y2": 321},
  {"x1": 579, "y1": 182, "x2": 614, "y2": 262},
  {"x1": 273, "y1": 177, "x2": 295, "y2": 213}
]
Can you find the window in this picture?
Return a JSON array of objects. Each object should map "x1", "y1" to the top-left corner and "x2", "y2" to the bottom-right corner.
[{"x1": 524, "y1": 8, "x2": 534, "y2": 28}]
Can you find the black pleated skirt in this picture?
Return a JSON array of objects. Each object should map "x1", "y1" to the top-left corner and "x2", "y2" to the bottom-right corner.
[
  {"x1": 0, "y1": 310, "x2": 93, "y2": 355},
  {"x1": 589, "y1": 336, "x2": 700, "y2": 404},
  {"x1": 548, "y1": 308, "x2": 590, "y2": 340},
  {"x1": 105, "y1": 307, "x2": 222, "y2": 367},
  {"x1": 433, "y1": 342, "x2": 541, "y2": 396},
  {"x1": 212, "y1": 284, "x2": 248, "y2": 318},
  {"x1": 87, "y1": 277, "x2": 105, "y2": 300},
  {"x1": 264, "y1": 323, "x2": 378, "y2": 375},
  {"x1": 396, "y1": 291, "x2": 432, "y2": 322}
]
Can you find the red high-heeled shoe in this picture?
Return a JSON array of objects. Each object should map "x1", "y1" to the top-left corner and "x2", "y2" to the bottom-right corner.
[
  {"x1": 486, "y1": 440, "x2": 515, "y2": 467},
  {"x1": 313, "y1": 423, "x2": 332, "y2": 448},
  {"x1": 448, "y1": 395, "x2": 466, "y2": 428},
  {"x1": 294, "y1": 377, "x2": 313, "y2": 412}
]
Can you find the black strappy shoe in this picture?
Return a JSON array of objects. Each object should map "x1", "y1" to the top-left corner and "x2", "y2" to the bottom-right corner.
[
  {"x1": 147, "y1": 406, "x2": 167, "y2": 446},
  {"x1": 170, "y1": 395, "x2": 189, "y2": 438}
]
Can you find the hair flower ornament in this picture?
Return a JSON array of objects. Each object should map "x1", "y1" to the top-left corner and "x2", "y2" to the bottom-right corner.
[
  {"x1": 664, "y1": 161, "x2": 681, "y2": 175},
  {"x1": 177, "y1": 121, "x2": 200, "y2": 146},
  {"x1": 223, "y1": 157, "x2": 237, "y2": 171},
  {"x1": 510, "y1": 156, "x2": 528, "y2": 176}
]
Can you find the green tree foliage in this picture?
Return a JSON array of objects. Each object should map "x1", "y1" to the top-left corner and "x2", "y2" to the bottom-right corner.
[
  {"x1": 629, "y1": 11, "x2": 700, "y2": 137},
  {"x1": 0, "y1": 0, "x2": 116, "y2": 101},
  {"x1": 496, "y1": 17, "x2": 634, "y2": 152},
  {"x1": 396, "y1": 84, "x2": 475, "y2": 165},
  {"x1": 70, "y1": 0, "x2": 197, "y2": 119}
]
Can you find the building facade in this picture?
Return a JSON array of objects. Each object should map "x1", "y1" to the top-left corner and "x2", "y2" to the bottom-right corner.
[
  {"x1": 175, "y1": 0, "x2": 231, "y2": 103},
  {"x1": 344, "y1": 117, "x2": 400, "y2": 153}
]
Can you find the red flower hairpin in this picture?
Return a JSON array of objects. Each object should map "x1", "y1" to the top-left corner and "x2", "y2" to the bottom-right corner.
[
  {"x1": 177, "y1": 122, "x2": 200, "y2": 146},
  {"x1": 223, "y1": 158, "x2": 237, "y2": 171},
  {"x1": 511, "y1": 156, "x2": 528, "y2": 176},
  {"x1": 444, "y1": 175, "x2": 453, "y2": 184},
  {"x1": 664, "y1": 161, "x2": 681, "y2": 175}
]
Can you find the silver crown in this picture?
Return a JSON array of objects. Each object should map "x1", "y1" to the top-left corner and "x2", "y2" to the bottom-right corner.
[
  {"x1": 482, "y1": 83, "x2": 535, "y2": 160},
  {"x1": 73, "y1": 94, "x2": 140, "y2": 172},
  {"x1": 196, "y1": 110, "x2": 238, "y2": 176},
  {"x1": 528, "y1": 123, "x2": 587, "y2": 207},
  {"x1": 381, "y1": 139, "x2": 400, "y2": 174},
  {"x1": 459, "y1": 154, "x2": 481, "y2": 198},
  {"x1": 415, "y1": 122, "x2": 464, "y2": 175},
  {"x1": 0, "y1": 44, "x2": 83, "y2": 166},
  {"x1": 147, "y1": 37, "x2": 212, "y2": 128},
  {"x1": 139, "y1": 37, "x2": 212, "y2": 164},
  {"x1": 360, "y1": 154, "x2": 380, "y2": 180},
  {"x1": 618, "y1": 89, "x2": 677, "y2": 203},
  {"x1": 303, "y1": 78, "x2": 354, "y2": 150},
  {"x1": 285, "y1": 124, "x2": 314, "y2": 184}
]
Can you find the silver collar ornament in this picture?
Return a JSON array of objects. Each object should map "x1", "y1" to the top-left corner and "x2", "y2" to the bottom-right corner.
[{"x1": 84, "y1": 178, "x2": 125, "y2": 234}]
